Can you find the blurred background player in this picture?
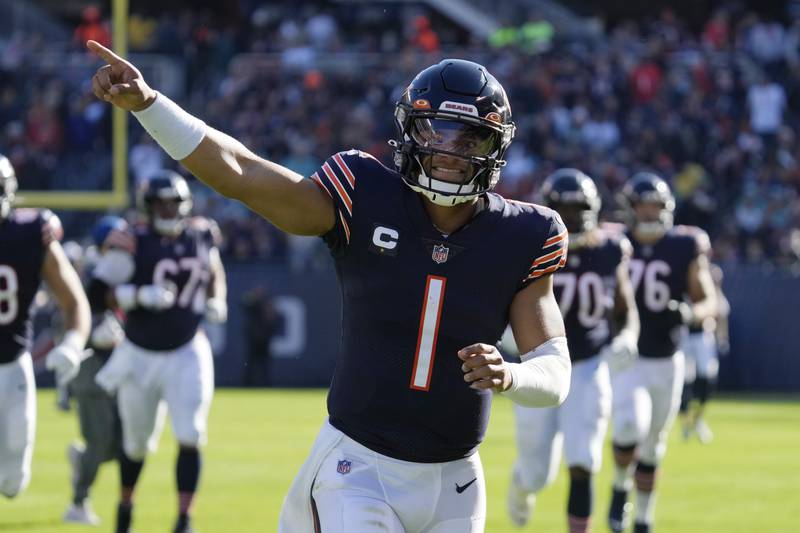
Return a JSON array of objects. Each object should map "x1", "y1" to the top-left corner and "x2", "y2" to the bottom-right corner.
[
  {"x1": 62, "y1": 215, "x2": 130, "y2": 525},
  {"x1": 608, "y1": 173, "x2": 716, "y2": 533},
  {"x1": 0, "y1": 153, "x2": 90, "y2": 499},
  {"x1": 88, "y1": 45, "x2": 573, "y2": 533},
  {"x1": 507, "y1": 169, "x2": 639, "y2": 533},
  {"x1": 92, "y1": 171, "x2": 227, "y2": 533},
  {"x1": 679, "y1": 262, "x2": 730, "y2": 444}
]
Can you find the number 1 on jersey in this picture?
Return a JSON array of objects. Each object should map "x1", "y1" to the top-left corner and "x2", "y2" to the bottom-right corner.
[{"x1": 410, "y1": 275, "x2": 447, "y2": 391}]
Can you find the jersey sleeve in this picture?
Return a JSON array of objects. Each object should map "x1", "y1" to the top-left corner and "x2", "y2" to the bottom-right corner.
[
  {"x1": 39, "y1": 210, "x2": 63, "y2": 247},
  {"x1": 190, "y1": 217, "x2": 222, "y2": 249},
  {"x1": 309, "y1": 150, "x2": 359, "y2": 255},
  {"x1": 520, "y1": 212, "x2": 568, "y2": 289}
]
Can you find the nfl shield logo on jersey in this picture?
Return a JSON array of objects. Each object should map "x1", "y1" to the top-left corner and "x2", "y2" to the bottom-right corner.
[
  {"x1": 432, "y1": 244, "x2": 449, "y2": 264},
  {"x1": 337, "y1": 459, "x2": 352, "y2": 475}
]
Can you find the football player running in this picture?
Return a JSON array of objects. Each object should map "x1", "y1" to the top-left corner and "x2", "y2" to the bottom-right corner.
[
  {"x1": 92, "y1": 171, "x2": 227, "y2": 533},
  {"x1": 0, "y1": 154, "x2": 90, "y2": 499},
  {"x1": 88, "y1": 41, "x2": 572, "y2": 533},
  {"x1": 507, "y1": 169, "x2": 639, "y2": 533},
  {"x1": 63, "y1": 216, "x2": 130, "y2": 525},
  {"x1": 607, "y1": 173, "x2": 716, "y2": 533}
]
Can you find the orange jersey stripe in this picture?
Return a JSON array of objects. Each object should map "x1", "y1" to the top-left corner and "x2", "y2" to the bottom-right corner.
[
  {"x1": 311, "y1": 173, "x2": 332, "y2": 197},
  {"x1": 543, "y1": 231, "x2": 567, "y2": 248},
  {"x1": 339, "y1": 211, "x2": 351, "y2": 243},
  {"x1": 532, "y1": 248, "x2": 564, "y2": 267},
  {"x1": 321, "y1": 162, "x2": 353, "y2": 215},
  {"x1": 333, "y1": 153, "x2": 356, "y2": 189},
  {"x1": 526, "y1": 262, "x2": 563, "y2": 280}
]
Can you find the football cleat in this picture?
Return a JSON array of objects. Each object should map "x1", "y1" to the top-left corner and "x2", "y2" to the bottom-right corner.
[
  {"x1": 608, "y1": 487, "x2": 633, "y2": 533},
  {"x1": 694, "y1": 417, "x2": 714, "y2": 444},
  {"x1": 63, "y1": 501, "x2": 101, "y2": 526},
  {"x1": 633, "y1": 521, "x2": 652, "y2": 533}
]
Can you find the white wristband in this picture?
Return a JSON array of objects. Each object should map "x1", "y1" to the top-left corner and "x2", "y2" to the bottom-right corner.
[
  {"x1": 61, "y1": 329, "x2": 86, "y2": 354},
  {"x1": 132, "y1": 92, "x2": 207, "y2": 160}
]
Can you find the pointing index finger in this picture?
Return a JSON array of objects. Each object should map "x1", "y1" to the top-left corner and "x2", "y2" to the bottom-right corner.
[{"x1": 87, "y1": 40, "x2": 125, "y2": 64}]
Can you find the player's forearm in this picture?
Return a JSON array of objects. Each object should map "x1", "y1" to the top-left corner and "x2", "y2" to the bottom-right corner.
[
  {"x1": 133, "y1": 94, "x2": 334, "y2": 236},
  {"x1": 502, "y1": 337, "x2": 571, "y2": 407},
  {"x1": 60, "y1": 291, "x2": 91, "y2": 342}
]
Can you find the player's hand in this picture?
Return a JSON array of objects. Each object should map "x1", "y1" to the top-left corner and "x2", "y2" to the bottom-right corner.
[
  {"x1": 137, "y1": 284, "x2": 176, "y2": 311},
  {"x1": 666, "y1": 299, "x2": 694, "y2": 327},
  {"x1": 205, "y1": 298, "x2": 228, "y2": 323},
  {"x1": 600, "y1": 329, "x2": 638, "y2": 374},
  {"x1": 86, "y1": 40, "x2": 156, "y2": 112},
  {"x1": 45, "y1": 343, "x2": 81, "y2": 386},
  {"x1": 91, "y1": 312, "x2": 125, "y2": 350},
  {"x1": 458, "y1": 343, "x2": 513, "y2": 392}
]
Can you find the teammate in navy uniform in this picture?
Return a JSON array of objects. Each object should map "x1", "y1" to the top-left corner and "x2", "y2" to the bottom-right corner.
[
  {"x1": 63, "y1": 216, "x2": 130, "y2": 525},
  {"x1": 89, "y1": 42, "x2": 572, "y2": 533},
  {"x1": 92, "y1": 171, "x2": 227, "y2": 533},
  {"x1": 0, "y1": 153, "x2": 90, "y2": 499},
  {"x1": 607, "y1": 173, "x2": 717, "y2": 533},
  {"x1": 507, "y1": 169, "x2": 639, "y2": 533}
]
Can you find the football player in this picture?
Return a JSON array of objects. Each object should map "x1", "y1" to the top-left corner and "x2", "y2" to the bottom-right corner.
[
  {"x1": 92, "y1": 171, "x2": 228, "y2": 533},
  {"x1": 0, "y1": 153, "x2": 90, "y2": 499},
  {"x1": 607, "y1": 173, "x2": 716, "y2": 533},
  {"x1": 507, "y1": 169, "x2": 639, "y2": 533},
  {"x1": 89, "y1": 41, "x2": 572, "y2": 533},
  {"x1": 63, "y1": 216, "x2": 129, "y2": 525},
  {"x1": 678, "y1": 262, "x2": 729, "y2": 443}
]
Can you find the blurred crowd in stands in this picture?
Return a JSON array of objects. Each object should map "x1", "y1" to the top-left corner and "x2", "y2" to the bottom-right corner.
[{"x1": 1, "y1": 1, "x2": 800, "y2": 270}]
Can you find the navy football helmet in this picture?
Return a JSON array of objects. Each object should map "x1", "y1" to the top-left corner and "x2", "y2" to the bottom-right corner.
[
  {"x1": 540, "y1": 168, "x2": 600, "y2": 239},
  {"x1": 137, "y1": 170, "x2": 192, "y2": 236},
  {"x1": 0, "y1": 154, "x2": 17, "y2": 221},
  {"x1": 621, "y1": 172, "x2": 675, "y2": 239},
  {"x1": 91, "y1": 215, "x2": 129, "y2": 248},
  {"x1": 392, "y1": 59, "x2": 516, "y2": 206}
]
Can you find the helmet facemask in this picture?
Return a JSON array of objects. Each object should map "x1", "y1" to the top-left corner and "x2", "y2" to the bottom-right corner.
[
  {"x1": 633, "y1": 200, "x2": 674, "y2": 240},
  {"x1": 392, "y1": 100, "x2": 515, "y2": 206},
  {"x1": 149, "y1": 196, "x2": 192, "y2": 237},
  {"x1": 553, "y1": 202, "x2": 599, "y2": 248}
]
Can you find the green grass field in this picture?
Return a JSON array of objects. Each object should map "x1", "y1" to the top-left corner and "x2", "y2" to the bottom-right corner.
[{"x1": 1, "y1": 391, "x2": 798, "y2": 532}]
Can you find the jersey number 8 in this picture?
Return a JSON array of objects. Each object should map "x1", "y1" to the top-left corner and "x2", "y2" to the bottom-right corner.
[{"x1": 0, "y1": 265, "x2": 19, "y2": 325}]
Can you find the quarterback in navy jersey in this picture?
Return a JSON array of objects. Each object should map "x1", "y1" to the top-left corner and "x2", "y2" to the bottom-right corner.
[
  {"x1": 507, "y1": 169, "x2": 639, "y2": 533},
  {"x1": 607, "y1": 173, "x2": 717, "y2": 533},
  {"x1": 90, "y1": 42, "x2": 572, "y2": 533},
  {"x1": 0, "y1": 154, "x2": 90, "y2": 499},
  {"x1": 92, "y1": 171, "x2": 227, "y2": 533}
]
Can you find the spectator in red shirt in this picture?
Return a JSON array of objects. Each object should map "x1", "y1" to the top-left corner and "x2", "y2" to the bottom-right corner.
[{"x1": 74, "y1": 5, "x2": 111, "y2": 49}]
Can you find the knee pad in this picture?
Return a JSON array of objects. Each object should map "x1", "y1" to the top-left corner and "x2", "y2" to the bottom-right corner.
[
  {"x1": 122, "y1": 436, "x2": 150, "y2": 461},
  {"x1": 514, "y1": 461, "x2": 552, "y2": 494},
  {"x1": 173, "y1": 419, "x2": 206, "y2": 449}
]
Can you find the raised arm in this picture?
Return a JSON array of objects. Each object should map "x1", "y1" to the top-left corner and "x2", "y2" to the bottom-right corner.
[{"x1": 86, "y1": 40, "x2": 335, "y2": 236}]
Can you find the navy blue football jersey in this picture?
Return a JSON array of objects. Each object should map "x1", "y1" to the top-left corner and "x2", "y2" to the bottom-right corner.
[
  {"x1": 554, "y1": 231, "x2": 630, "y2": 362},
  {"x1": 124, "y1": 218, "x2": 219, "y2": 351},
  {"x1": 0, "y1": 209, "x2": 61, "y2": 363},
  {"x1": 626, "y1": 225, "x2": 710, "y2": 359},
  {"x1": 311, "y1": 150, "x2": 567, "y2": 462}
]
